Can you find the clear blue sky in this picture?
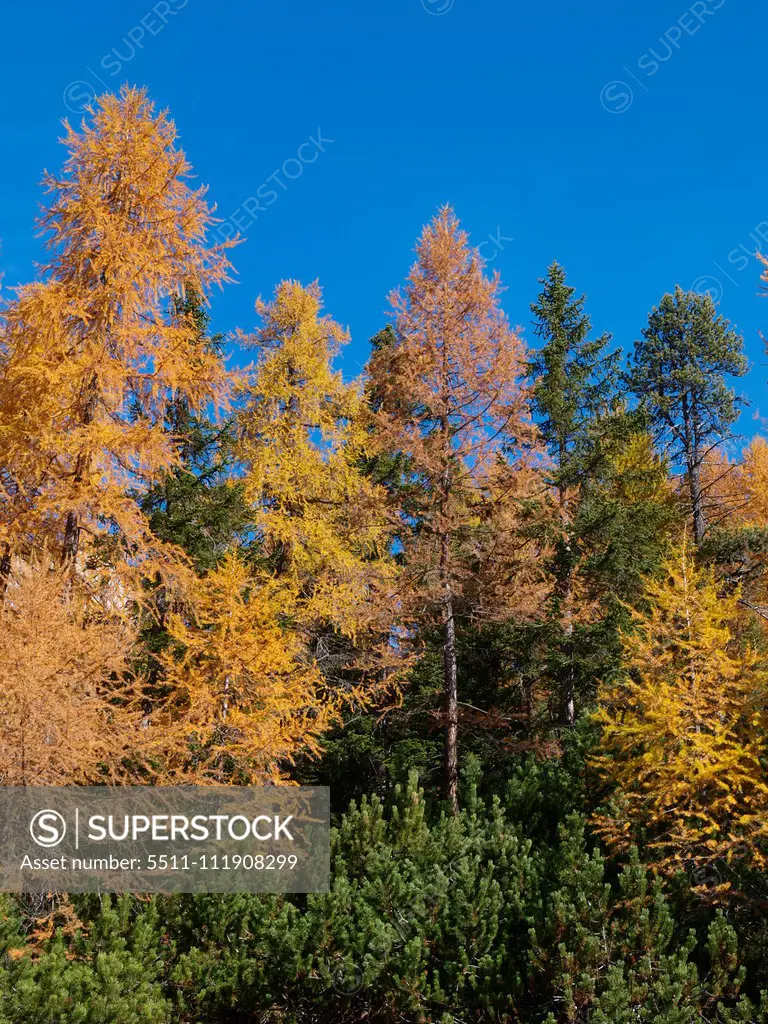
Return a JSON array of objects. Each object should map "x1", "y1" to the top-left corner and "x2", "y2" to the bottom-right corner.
[{"x1": 1, "y1": 0, "x2": 766, "y2": 437}]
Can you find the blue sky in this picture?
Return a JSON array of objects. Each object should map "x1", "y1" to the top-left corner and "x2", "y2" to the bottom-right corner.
[{"x1": 1, "y1": 0, "x2": 766, "y2": 438}]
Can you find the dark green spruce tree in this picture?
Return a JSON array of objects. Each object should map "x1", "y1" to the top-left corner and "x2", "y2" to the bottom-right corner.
[
  {"x1": 137, "y1": 290, "x2": 251, "y2": 687},
  {"x1": 140, "y1": 290, "x2": 250, "y2": 573},
  {"x1": 528, "y1": 262, "x2": 622, "y2": 726}
]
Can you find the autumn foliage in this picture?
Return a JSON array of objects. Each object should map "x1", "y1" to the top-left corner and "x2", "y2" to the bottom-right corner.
[
  {"x1": 237, "y1": 279, "x2": 396, "y2": 647},
  {"x1": 369, "y1": 207, "x2": 545, "y2": 808},
  {"x1": 4, "y1": 81, "x2": 768, "y2": 1023},
  {"x1": 592, "y1": 539, "x2": 768, "y2": 886},
  {"x1": 0, "y1": 87, "x2": 231, "y2": 596},
  {"x1": 149, "y1": 553, "x2": 333, "y2": 783},
  {"x1": 0, "y1": 89, "x2": 766, "y2": 911},
  {"x1": 0, "y1": 557, "x2": 137, "y2": 785},
  {"x1": 0, "y1": 91, "x2": 395, "y2": 786}
]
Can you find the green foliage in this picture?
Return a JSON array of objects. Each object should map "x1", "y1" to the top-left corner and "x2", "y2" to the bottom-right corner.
[
  {"x1": 135, "y1": 290, "x2": 251, "y2": 694},
  {"x1": 530, "y1": 822, "x2": 763, "y2": 1023},
  {"x1": 3, "y1": 93, "x2": 768, "y2": 1022},
  {"x1": 139, "y1": 292, "x2": 250, "y2": 575},
  {"x1": 2, "y1": 778, "x2": 765, "y2": 1023},
  {"x1": 627, "y1": 286, "x2": 747, "y2": 467},
  {"x1": 529, "y1": 260, "x2": 622, "y2": 487},
  {"x1": 627, "y1": 285, "x2": 747, "y2": 542},
  {"x1": 0, "y1": 897, "x2": 171, "y2": 1023},
  {"x1": 525, "y1": 264, "x2": 683, "y2": 728}
]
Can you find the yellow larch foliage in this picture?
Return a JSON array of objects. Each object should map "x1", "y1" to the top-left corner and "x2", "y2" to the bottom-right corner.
[
  {"x1": 0, "y1": 86, "x2": 232, "y2": 597},
  {"x1": 237, "y1": 280, "x2": 397, "y2": 644},
  {"x1": 696, "y1": 438, "x2": 768, "y2": 625},
  {"x1": 148, "y1": 552, "x2": 334, "y2": 783},
  {"x1": 0, "y1": 557, "x2": 139, "y2": 784},
  {"x1": 694, "y1": 447, "x2": 746, "y2": 531},
  {"x1": 736, "y1": 435, "x2": 768, "y2": 526},
  {"x1": 607, "y1": 431, "x2": 674, "y2": 507},
  {"x1": 591, "y1": 538, "x2": 768, "y2": 883}
]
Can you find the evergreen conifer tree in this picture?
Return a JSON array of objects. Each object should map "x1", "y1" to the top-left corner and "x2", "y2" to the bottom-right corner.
[
  {"x1": 627, "y1": 286, "x2": 747, "y2": 545},
  {"x1": 529, "y1": 262, "x2": 622, "y2": 725}
]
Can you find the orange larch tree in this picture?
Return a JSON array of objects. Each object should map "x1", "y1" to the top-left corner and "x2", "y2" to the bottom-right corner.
[
  {"x1": 0, "y1": 86, "x2": 232, "y2": 600},
  {"x1": 736, "y1": 436, "x2": 768, "y2": 527},
  {"x1": 368, "y1": 206, "x2": 545, "y2": 811},
  {"x1": 0, "y1": 557, "x2": 139, "y2": 784},
  {"x1": 696, "y1": 438, "x2": 768, "y2": 627}
]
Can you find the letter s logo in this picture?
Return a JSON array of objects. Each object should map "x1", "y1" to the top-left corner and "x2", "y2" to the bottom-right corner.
[{"x1": 30, "y1": 809, "x2": 66, "y2": 848}]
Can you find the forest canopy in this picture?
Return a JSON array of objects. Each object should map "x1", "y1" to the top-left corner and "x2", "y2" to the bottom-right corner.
[{"x1": 1, "y1": 86, "x2": 768, "y2": 1023}]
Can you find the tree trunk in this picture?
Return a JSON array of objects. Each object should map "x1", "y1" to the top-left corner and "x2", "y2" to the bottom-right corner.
[
  {"x1": 62, "y1": 379, "x2": 98, "y2": 570},
  {"x1": 689, "y1": 456, "x2": 705, "y2": 545},
  {"x1": 0, "y1": 542, "x2": 11, "y2": 604},
  {"x1": 683, "y1": 394, "x2": 705, "y2": 546},
  {"x1": 443, "y1": 591, "x2": 459, "y2": 814},
  {"x1": 559, "y1": 480, "x2": 576, "y2": 727},
  {"x1": 438, "y1": 356, "x2": 459, "y2": 811},
  {"x1": 63, "y1": 510, "x2": 80, "y2": 564},
  {"x1": 562, "y1": 587, "x2": 575, "y2": 727}
]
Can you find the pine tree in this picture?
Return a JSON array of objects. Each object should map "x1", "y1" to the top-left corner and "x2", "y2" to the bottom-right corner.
[
  {"x1": 627, "y1": 286, "x2": 747, "y2": 545},
  {"x1": 531, "y1": 817, "x2": 754, "y2": 1023},
  {"x1": 368, "y1": 206, "x2": 543, "y2": 811},
  {"x1": 0, "y1": 896, "x2": 171, "y2": 1023}
]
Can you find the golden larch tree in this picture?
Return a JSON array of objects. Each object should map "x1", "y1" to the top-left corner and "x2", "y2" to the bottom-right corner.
[
  {"x1": 146, "y1": 552, "x2": 334, "y2": 783},
  {"x1": 368, "y1": 206, "x2": 544, "y2": 811},
  {"x1": 237, "y1": 280, "x2": 398, "y2": 674},
  {"x1": 0, "y1": 86, "x2": 232, "y2": 598},
  {"x1": 694, "y1": 438, "x2": 768, "y2": 627},
  {"x1": 0, "y1": 558, "x2": 139, "y2": 784},
  {"x1": 591, "y1": 538, "x2": 768, "y2": 886},
  {"x1": 736, "y1": 436, "x2": 768, "y2": 526}
]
